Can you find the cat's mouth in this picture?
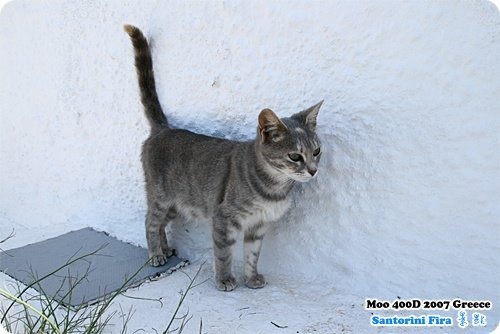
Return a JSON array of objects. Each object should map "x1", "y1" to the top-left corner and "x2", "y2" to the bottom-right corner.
[{"x1": 288, "y1": 171, "x2": 318, "y2": 183}]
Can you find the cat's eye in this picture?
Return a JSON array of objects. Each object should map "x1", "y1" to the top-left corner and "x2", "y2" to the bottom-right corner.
[
  {"x1": 313, "y1": 147, "x2": 321, "y2": 156},
  {"x1": 288, "y1": 153, "x2": 302, "y2": 162}
]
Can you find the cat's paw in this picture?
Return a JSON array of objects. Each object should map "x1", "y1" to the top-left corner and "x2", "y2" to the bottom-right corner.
[
  {"x1": 215, "y1": 275, "x2": 238, "y2": 292},
  {"x1": 245, "y1": 274, "x2": 266, "y2": 289},
  {"x1": 162, "y1": 247, "x2": 175, "y2": 258},
  {"x1": 150, "y1": 254, "x2": 167, "y2": 267}
]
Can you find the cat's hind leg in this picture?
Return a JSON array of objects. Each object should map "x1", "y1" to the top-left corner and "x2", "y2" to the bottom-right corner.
[
  {"x1": 146, "y1": 202, "x2": 175, "y2": 267},
  {"x1": 159, "y1": 207, "x2": 177, "y2": 258}
]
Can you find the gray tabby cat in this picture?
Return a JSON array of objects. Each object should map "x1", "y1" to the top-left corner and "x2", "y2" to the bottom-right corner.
[{"x1": 124, "y1": 25, "x2": 323, "y2": 291}]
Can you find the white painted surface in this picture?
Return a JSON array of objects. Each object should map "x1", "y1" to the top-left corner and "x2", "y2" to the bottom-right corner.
[{"x1": 0, "y1": 1, "x2": 499, "y2": 332}]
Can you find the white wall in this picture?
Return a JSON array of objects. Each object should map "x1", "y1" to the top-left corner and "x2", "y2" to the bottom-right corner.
[{"x1": 1, "y1": 0, "x2": 499, "y2": 312}]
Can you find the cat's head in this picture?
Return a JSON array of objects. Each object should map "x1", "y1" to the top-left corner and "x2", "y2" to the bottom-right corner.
[{"x1": 256, "y1": 101, "x2": 323, "y2": 183}]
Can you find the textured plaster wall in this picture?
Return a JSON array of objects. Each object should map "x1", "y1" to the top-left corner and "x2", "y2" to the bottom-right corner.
[{"x1": 1, "y1": 0, "x2": 499, "y2": 307}]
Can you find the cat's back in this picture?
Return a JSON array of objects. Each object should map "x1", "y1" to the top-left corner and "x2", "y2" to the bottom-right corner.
[
  {"x1": 144, "y1": 127, "x2": 239, "y2": 155},
  {"x1": 142, "y1": 127, "x2": 246, "y2": 176}
]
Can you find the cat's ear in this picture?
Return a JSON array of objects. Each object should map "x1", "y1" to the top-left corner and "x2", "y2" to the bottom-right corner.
[
  {"x1": 258, "y1": 108, "x2": 288, "y2": 143},
  {"x1": 291, "y1": 100, "x2": 323, "y2": 132}
]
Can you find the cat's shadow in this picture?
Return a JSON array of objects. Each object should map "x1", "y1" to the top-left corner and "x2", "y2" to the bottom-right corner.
[{"x1": 167, "y1": 114, "x2": 254, "y2": 142}]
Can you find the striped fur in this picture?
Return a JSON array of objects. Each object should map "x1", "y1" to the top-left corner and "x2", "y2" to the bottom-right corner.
[
  {"x1": 124, "y1": 25, "x2": 323, "y2": 291},
  {"x1": 123, "y1": 25, "x2": 168, "y2": 132}
]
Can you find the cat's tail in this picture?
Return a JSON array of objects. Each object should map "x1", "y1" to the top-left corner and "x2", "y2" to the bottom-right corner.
[{"x1": 124, "y1": 24, "x2": 168, "y2": 132}]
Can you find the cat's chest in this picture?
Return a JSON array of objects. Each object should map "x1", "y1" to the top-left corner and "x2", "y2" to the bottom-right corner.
[{"x1": 241, "y1": 198, "x2": 291, "y2": 225}]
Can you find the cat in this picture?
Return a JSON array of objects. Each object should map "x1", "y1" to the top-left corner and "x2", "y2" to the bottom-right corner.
[{"x1": 124, "y1": 25, "x2": 323, "y2": 291}]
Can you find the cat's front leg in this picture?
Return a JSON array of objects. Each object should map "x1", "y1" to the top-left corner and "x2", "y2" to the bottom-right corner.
[
  {"x1": 212, "y1": 213, "x2": 240, "y2": 291},
  {"x1": 244, "y1": 222, "x2": 268, "y2": 289}
]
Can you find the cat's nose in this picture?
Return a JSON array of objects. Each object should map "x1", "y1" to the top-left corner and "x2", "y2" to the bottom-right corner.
[{"x1": 308, "y1": 168, "x2": 317, "y2": 176}]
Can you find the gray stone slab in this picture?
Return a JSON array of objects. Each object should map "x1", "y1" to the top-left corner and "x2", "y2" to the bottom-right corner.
[{"x1": 0, "y1": 227, "x2": 188, "y2": 307}]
